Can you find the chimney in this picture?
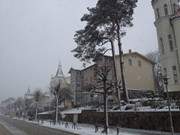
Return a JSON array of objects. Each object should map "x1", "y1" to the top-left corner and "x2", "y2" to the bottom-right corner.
[{"x1": 129, "y1": 49, "x2": 132, "y2": 53}]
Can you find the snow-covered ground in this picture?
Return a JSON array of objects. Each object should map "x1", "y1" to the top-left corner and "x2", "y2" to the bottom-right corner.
[
  {"x1": 27, "y1": 120, "x2": 140, "y2": 135},
  {"x1": 6, "y1": 114, "x2": 179, "y2": 135},
  {"x1": 17, "y1": 119, "x2": 179, "y2": 135}
]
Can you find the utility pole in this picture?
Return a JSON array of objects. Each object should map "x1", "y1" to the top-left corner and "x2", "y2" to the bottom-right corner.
[{"x1": 163, "y1": 76, "x2": 174, "y2": 135}]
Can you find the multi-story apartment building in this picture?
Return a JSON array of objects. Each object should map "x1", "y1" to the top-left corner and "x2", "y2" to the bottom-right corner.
[
  {"x1": 152, "y1": 0, "x2": 180, "y2": 92},
  {"x1": 69, "y1": 51, "x2": 155, "y2": 105},
  {"x1": 115, "y1": 50, "x2": 155, "y2": 91}
]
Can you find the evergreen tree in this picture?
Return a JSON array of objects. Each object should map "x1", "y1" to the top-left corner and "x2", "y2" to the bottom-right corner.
[{"x1": 73, "y1": 0, "x2": 137, "y2": 102}]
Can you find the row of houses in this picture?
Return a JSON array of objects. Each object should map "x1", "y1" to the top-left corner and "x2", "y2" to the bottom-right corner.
[{"x1": 69, "y1": 50, "x2": 156, "y2": 106}]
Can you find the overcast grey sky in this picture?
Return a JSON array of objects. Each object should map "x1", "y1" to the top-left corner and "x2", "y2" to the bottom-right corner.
[{"x1": 0, "y1": 0, "x2": 158, "y2": 101}]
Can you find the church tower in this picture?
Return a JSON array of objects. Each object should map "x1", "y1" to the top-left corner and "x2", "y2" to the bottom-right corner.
[
  {"x1": 50, "y1": 62, "x2": 68, "y2": 89},
  {"x1": 152, "y1": 0, "x2": 180, "y2": 92}
]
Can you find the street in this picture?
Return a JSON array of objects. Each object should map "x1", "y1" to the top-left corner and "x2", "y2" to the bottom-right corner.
[
  {"x1": 0, "y1": 116, "x2": 77, "y2": 135},
  {"x1": 0, "y1": 116, "x2": 180, "y2": 135},
  {"x1": 0, "y1": 124, "x2": 12, "y2": 135}
]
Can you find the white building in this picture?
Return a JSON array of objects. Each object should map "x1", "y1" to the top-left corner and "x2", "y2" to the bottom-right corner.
[{"x1": 152, "y1": 0, "x2": 180, "y2": 92}]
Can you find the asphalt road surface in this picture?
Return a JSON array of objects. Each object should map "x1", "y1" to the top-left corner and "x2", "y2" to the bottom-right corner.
[
  {"x1": 0, "y1": 116, "x2": 77, "y2": 135},
  {"x1": 0, "y1": 124, "x2": 12, "y2": 135}
]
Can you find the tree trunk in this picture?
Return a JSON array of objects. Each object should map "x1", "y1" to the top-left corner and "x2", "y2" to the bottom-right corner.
[
  {"x1": 35, "y1": 103, "x2": 38, "y2": 121},
  {"x1": 55, "y1": 97, "x2": 59, "y2": 124},
  {"x1": 116, "y1": 22, "x2": 129, "y2": 103},
  {"x1": 103, "y1": 80, "x2": 108, "y2": 134},
  {"x1": 110, "y1": 40, "x2": 121, "y2": 109}
]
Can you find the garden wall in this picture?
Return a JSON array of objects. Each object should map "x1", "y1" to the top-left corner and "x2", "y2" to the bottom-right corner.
[{"x1": 76, "y1": 110, "x2": 180, "y2": 132}]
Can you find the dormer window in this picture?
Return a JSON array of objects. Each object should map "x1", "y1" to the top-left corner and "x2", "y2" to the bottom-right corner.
[{"x1": 164, "y1": 4, "x2": 168, "y2": 16}]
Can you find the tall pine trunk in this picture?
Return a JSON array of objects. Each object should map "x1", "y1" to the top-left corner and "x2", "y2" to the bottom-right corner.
[
  {"x1": 116, "y1": 23, "x2": 129, "y2": 103},
  {"x1": 110, "y1": 40, "x2": 121, "y2": 108}
]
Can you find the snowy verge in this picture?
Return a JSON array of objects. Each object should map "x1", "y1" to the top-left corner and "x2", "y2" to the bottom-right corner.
[{"x1": 16, "y1": 119, "x2": 180, "y2": 135}]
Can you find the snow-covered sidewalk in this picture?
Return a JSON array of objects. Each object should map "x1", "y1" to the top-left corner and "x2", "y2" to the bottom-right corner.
[
  {"x1": 37, "y1": 121, "x2": 138, "y2": 135},
  {"x1": 23, "y1": 119, "x2": 180, "y2": 135}
]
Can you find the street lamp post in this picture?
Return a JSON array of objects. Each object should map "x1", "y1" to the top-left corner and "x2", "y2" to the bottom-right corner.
[{"x1": 163, "y1": 76, "x2": 174, "y2": 135}]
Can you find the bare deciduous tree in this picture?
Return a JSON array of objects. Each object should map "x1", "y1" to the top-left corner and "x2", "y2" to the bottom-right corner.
[
  {"x1": 33, "y1": 89, "x2": 43, "y2": 121},
  {"x1": 91, "y1": 64, "x2": 114, "y2": 134}
]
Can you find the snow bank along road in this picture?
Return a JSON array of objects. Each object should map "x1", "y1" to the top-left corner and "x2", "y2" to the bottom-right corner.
[{"x1": 0, "y1": 116, "x2": 77, "y2": 135}]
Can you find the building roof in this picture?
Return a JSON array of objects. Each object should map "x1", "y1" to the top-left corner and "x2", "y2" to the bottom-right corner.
[
  {"x1": 97, "y1": 51, "x2": 155, "y2": 65},
  {"x1": 68, "y1": 65, "x2": 96, "y2": 74},
  {"x1": 69, "y1": 51, "x2": 155, "y2": 73},
  {"x1": 121, "y1": 52, "x2": 155, "y2": 65},
  {"x1": 68, "y1": 68, "x2": 81, "y2": 74},
  {"x1": 81, "y1": 64, "x2": 96, "y2": 72}
]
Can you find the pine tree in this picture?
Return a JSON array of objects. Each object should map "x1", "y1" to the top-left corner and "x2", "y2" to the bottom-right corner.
[{"x1": 73, "y1": 0, "x2": 137, "y2": 102}]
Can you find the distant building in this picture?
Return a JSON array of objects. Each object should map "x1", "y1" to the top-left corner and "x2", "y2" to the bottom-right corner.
[
  {"x1": 50, "y1": 62, "x2": 72, "y2": 108},
  {"x1": 69, "y1": 51, "x2": 155, "y2": 106},
  {"x1": 69, "y1": 68, "x2": 82, "y2": 106},
  {"x1": 152, "y1": 0, "x2": 180, "y2": 92},
  {"x1": 24, "y1": 87, "x2": 33, "y2": 99},
  {"x1": 50, "y1": 62, "x2": 69, "y2": 89}
]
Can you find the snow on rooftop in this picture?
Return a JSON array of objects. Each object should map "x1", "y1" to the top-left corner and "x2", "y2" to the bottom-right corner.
[
  {"x1": 61, "y1": 107, "x2": 92, "y2": 115},
  {"x1": 38, "y1": 110, "x2": 54, "y2": 115}
]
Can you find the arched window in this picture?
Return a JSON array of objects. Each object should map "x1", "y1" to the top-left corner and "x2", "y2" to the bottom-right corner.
[
  {"x1": 160, "y1": 37, "x2": 165, "y2": 54},
  {"x1": 164, "y1": 4, "x2": 168, "y2": 16}
]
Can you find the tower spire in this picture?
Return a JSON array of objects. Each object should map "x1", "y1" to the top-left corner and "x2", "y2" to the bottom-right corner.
[{"x1": 55, "y1": 61, "x2": 64, "y2": 78}]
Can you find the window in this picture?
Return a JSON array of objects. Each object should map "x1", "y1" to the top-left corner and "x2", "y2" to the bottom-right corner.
[
  {"x1": 76, "y1": 82, "x2": 80, "y2": 87},
  {"x1": 168, "y1": 34, "x2": 174, "y2": 51},
  {"x1": 138, "y1": 60, "x2": 142, "y2": 67},
  {"x1": 173, "y1": 3, "x2": 177, "y2": 14},
  {"x1": 128, "y1": 59, "x2": 132, "y2": 66},
  {"x1": 172, "y1": 66, "x2": 178, "y2": 84},
  {"x1": 160, "y1": 37, "x2": 165, "y2": 54},
  {"x1": 163, "y1": 68, "x2": 167, "y2": 77},
  {"x1": 164, "y1": 4, "x2": 169, "y2": 16},
  {"x1": 156, "y1": 8, "x2": 160, "y2": 18}
]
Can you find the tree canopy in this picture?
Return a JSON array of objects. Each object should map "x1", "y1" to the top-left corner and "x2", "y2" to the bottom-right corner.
[{"x1": 72, "y1": 0, "x2": 137, "y2": 63}]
